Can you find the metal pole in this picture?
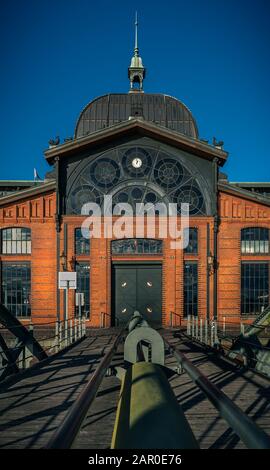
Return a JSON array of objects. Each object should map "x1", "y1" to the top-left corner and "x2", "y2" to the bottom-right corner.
[
  {"x1": 70, "y1": 319, "x2": 73, "y2": 345},
  {"x1": 55, "y1": 320, "x2": 59, "y2": 353},
  {"x1": 83, "y1": 316, "x2": 86, "y2": 336},
  {"x1": 79, "y1": 302, "x2": 82, "y2": 338},
  {"x1": 22, "y1": 346, "x2": 26, "y2": 369},
  {"x1": 59, "y1": 321, "x2": 62, "y2": 350},
  {"x1": 205, "y1": 319, "x2": 208, "y2": 345},
  {"x1": 79, "y1": 316, "x2": 82, "y2": 339},
  {"x1": 191, "y1": 316, "x2": 194, "y2": 337},
  {"x1": 200, "y1": 318, "x2": 203, "y2": 342},
  {"x1": 65, "y1": 283, "x2": 69, "y2": 348},
  {"x1": 214, "y1": 321, "x2": 218, "y2": 344},
  {"x1": 74, "y1": 317, "x2": 77, "y2": 342},
  {"x1": 210, "y1": 321, "x2": 214, "y2": 347},
  {"x1": 187, "y1": 315, "x2": 191, "y2": 335},
  {"x1": 195, "y1": 317, "x2": 198, "y2": 340},
  {"x1": 241, "y1": 323, "x2": 245, "y2": 335},
  {"x1": 27, "y1": 322, "x2": 33, "y2": 367}
]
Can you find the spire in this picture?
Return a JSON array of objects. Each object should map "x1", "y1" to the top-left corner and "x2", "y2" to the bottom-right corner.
[
  {"x1": 128, "y1": 12, "x2": 146, "y2": 92},
  {"x1": 134, "y1": 11, "x2": 139, "y2": 56}
]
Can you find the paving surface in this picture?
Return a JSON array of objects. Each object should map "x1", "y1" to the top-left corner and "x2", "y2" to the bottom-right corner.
[{"x1": 0, "y1": 329, "x2": 270, "y2": 449}]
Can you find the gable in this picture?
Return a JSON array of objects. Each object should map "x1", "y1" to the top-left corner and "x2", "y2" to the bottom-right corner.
[{"x1": 60, "y1": 136, "x2": 216, "y2": 217}]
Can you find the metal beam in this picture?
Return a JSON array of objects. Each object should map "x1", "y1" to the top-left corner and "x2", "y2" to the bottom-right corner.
[{"x1": 0, "y1": 304, "x2": 48, "y2": 362}]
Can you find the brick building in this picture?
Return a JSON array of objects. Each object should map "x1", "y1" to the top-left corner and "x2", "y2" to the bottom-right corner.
[{"x1": 0, "y1": 29, "x2": 269, "y2": 328}]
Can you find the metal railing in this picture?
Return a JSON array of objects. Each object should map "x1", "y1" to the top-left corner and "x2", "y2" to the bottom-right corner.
[
  {"x1": 46, "y1": 326, "x2": 126, "y2": 449},
  {"x1": 186, "y1": 315, "x2": 218, "y2": 346},
  {"x1": 163, "y1": 336, "x2": 270, "y2": 449},
  {"x1": 0, "y1": 317, "x2": 86, "y2": 380},
  {"x1": 184, "y1": 315, "x2": 270, "y2": 376},
  {"x1": 170, "y1": 311, "x2": 182, "y2": 328},
  {"x1": 100, "y1": 311, "x2": 110, "y2": 328},
  {"x1": 244, "y1": 304, "x2": 270, "y2": 334}
]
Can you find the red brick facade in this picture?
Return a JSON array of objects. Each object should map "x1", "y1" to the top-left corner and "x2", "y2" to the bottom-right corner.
[{"x1": 0, "y1": 187, "x2": 269, "y2": 327}]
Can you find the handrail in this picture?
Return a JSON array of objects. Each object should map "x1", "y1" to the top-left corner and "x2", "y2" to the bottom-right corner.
[
  {"x1": 245, "y1": 305, "x2": 270, "y2": 330},
  {"x1": 163, "y1": 336, "x2": 270, "y2": 449},
  {"x1": 100, "y1": 311, "x2": 110, "y2": 328},
  {"x1": 0, "y1": 320, "x2": 62, "y2": 330},
  {"x1": 0, "y1": 317, "x2": 86, "y2": 379},
  {"x1": 170, "y1": 311, "x2": 182, "y2": 328},
  {"x1": 46, "y1": 327, "x2": 126, "y2": 449}
]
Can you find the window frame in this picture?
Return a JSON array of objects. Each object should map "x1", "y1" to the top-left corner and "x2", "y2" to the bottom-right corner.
[
  {"x1": 111, "y1": 238, "x2": 163, "y2": 256},
  {"x1": 184, "y1": 227, "x2": 198, "y2": 255},
  {"x1": 241, "y1": 261, "x2": 269, "y2": 316},
  {"x1": 241, "y1": 227, "x2": 269, "y2": 255},
  {"x1": 1, "y1": 261, "x2": 31, "y2": 317},
  {"x1": 184, "y1": 261, "x2": 198, "y2": 317},
  {"x1": 75, "y1": 261, "x2": 90, "y2": 318},
  {"x1": 74, "y1": 227, "x2": 90, "y2": 256},
  {"x1": 1, "y1": 227, "x2": 31, "y2": 255}
]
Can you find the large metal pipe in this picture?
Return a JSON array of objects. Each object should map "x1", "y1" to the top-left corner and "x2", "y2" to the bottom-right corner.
[
  {"x1": 46, "y1": 328, "x2": 125, "y2": 449},
  {"x1": 111, "y1": 362, "x2": 199, "y2": 449}
]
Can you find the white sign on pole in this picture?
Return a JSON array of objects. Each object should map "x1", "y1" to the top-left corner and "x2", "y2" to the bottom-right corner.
[
  {"x1": 58, "y1": 272, "x2": 77, "y2": 289},
  {"x1": 76, "y1": 293, "x2": 85, "y2": 307}
]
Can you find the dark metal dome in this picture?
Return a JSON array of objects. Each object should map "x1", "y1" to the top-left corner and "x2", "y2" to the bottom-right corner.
[{"x1": 75, "y1": 93, "x2": 198, "y2": 139}]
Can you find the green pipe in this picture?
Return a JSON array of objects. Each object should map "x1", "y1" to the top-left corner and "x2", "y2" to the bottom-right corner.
[{"x1": 111, "y1": 362, "x2": 199, "y2": 449}]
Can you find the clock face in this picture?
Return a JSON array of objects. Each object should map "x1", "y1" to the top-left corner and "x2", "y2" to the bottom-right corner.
[{"x1": 132, "y1": 157, "x2": 142, "y2": 168}]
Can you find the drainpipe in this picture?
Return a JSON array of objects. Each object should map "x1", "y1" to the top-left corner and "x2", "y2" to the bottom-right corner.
[
  {"x1": 206, "y1": 223, "x2": 210, "y2": 321},
  {"x1": 212, "y1": 157, "x2": 219, "y2": 321},
  {"x1": 55, "y1": 156, "x2": 61, "y2": 322}
]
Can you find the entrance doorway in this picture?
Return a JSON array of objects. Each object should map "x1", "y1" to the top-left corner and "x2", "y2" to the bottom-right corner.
[{"x1": 112, "y1": 264, "x2": 162, "y2": 326}]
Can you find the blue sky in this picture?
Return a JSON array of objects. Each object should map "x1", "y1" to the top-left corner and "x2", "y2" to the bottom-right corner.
[{"x1": 1, "y1": 0, "x2": 269, "y2": 181}]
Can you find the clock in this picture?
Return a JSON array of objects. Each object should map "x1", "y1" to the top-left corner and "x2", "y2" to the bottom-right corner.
[{"x1": 132, "y1": 157, "x2": 142, "y2": 168}]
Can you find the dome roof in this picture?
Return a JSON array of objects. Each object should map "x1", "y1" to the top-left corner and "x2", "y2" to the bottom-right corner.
[{"x1": 75, "y1": 93, "x2": 198, "y2": 139}]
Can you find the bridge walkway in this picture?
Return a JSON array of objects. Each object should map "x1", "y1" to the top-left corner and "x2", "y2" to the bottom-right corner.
[
  {"x1": 0, "y1": 332, "x2": 121, "y2": 449},
  {"x1": 0, "y1": 329, "x2": 270, "y2": 449}
]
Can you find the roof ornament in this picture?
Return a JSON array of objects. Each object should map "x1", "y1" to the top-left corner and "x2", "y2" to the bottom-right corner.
[
  {"x1": 48, "y1": 136, "x2": 60, "y2": 148},
  {"x1": 128, "y1": 12, "x2": 146, "y2": 92},
  {"x1": 213, "y1": 137, "x2": 224, "y2": 149}
]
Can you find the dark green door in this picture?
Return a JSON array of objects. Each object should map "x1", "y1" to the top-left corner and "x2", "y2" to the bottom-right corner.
[{"x1": 112, "y1": 265, "x2": 162, "y2": 326}]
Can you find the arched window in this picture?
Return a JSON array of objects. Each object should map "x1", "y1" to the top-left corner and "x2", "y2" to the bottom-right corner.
[
  {"x1": 111, "y1": 239, "x2": 163, "y2": 255},
  {"x1": 1, "y1": 228, "x2": 31, "y2": 254},
  {"x1": 241, "y1": 228, "x2": 269, "y2": 254},
  {"x1": 67, "y1": 145, "x2": 207, "y2": 216}
]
